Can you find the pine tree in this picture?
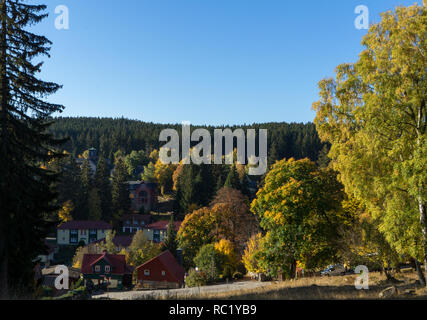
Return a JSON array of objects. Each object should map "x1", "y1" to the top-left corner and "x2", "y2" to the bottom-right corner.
[
  {"x1": 76, "y1": 159, "x2": 92, "y2": 220},
  {"x1": 162, "y1": 215, "x2": 178, "y2": 257},
  {"x1": 111, "y1": 158, "x2": 130, "y2": 227},
  {"x1": 224, "y1": 164, "x2": 241, "y2": 190},
  {"x1": 88, "y1": 188, "x2": 102, "y2": 221},
  {"x1": 94, "y1": 156, "x2": 111, "y2": 221},
  {"x1": 0, "y1": 1, "x2": 65, "y2": 296}
]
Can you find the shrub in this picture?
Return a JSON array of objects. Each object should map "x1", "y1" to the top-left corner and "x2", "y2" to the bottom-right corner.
[
  {"x1": 194, "y1": 244, "x2": 223, "y2": 283},
  {"x1": 185, "y1": 269, "x2": 208, "y2": 288}
]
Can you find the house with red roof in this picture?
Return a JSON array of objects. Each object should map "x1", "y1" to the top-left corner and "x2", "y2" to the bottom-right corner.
[
  {"x1": 57, "y1": 221, "x2": 112, "y2": 246},
  {"x1": 81, "y1": 251, "x2": 133, "y2": 289},
  {"x1": 143, "y1": 220, "x2": 182, "y2": 243},
  {"x1": 136, "y1": 250, "x2": 186, "y2": 289}
]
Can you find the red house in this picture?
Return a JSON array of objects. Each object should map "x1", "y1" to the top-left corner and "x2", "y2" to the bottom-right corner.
[
  {"x1": 136, "y1": 250, "x2": 186, "y2": 289},
  {"x1": 81, "y1": 251, "x2": 133, "y2": 289}
]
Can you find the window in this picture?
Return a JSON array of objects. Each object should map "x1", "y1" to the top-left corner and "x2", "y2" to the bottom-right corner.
[
  {"x1": 70, "y1": 229, "x2": 78, "y2": 244},
  {"x1": 95, "y1": 265, "x2": 100, "y2": 273},
  {"x1": 144, "y1": 269, "x2": 150, "y2": 276},
  {"x1": 89, "y1": 229, "x2": 98, "y2": 243},
  {"x1": 153, "y1": 230, "x2": 160, "y2": 243},
  {"x1": 161, "y1": 271, "x2": 166, "y2": 277},
  {"x1": 105, "y1": 266, "x2": 111, "y2": 273}
]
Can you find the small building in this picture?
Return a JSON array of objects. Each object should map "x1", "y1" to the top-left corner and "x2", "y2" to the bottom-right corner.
[
  {"x1": 121, "y1": 214, "x2": 152, "y2": 234},
  {"x1": 143, "y1": 220, "x2": 182, "y2": 243},
  {"x1": 128, "y1": 181, "x2": 158, "y2": 213},
  {"x1": 81, "y1": 252, "x2": 133, "y2": 289},
  {"x1": 136, "y1": 251, "x2": 186, "y2": 289},
  {"x1": 57, "y1": 221, "x2": 112, "y2": 246}
]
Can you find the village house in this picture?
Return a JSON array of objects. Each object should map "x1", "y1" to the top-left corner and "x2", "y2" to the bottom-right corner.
[
  {"x1": 136, "y1": 250, "x2": 186, "y2": 289},
  {"x1": 143, "y1": 220, "x2": 182, "y2": 243},
  {"x1": 81, "y1": 251, "x2": 133, "y2": 289},
  {"x1": 57, "y1": 221, "x2": 112, "y2": 246},
  {"x1": 128, "y1": 181, "x2": 158, "y2": 213},
  {"x1": 121, "y1": 214, "x2": 152, "y2": 234}
]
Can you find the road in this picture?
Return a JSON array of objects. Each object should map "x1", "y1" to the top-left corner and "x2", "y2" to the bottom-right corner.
[{"x1": 93, "y1": 280, "x2": 272, "y2": 300}]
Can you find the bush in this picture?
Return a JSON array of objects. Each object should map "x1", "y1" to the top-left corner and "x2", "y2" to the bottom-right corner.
[
  {"x1": 185, "y1": 269, "x2": 208, "y2": 288},
  {"x1": 194, "y1": 244, "x2": 223, "y2": 283}
]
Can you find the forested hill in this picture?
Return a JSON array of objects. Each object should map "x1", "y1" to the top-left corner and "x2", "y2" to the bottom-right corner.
[{"x1": 49, "y1": 117, "x2": 326, "y2": 164}]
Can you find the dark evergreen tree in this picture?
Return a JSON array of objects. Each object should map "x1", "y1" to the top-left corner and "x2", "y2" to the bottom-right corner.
[
  {"x1": 224, "y1": 164, "x2": 241, "y2": 190},
  {"x1": 94, "y1": 156, "x2": 112, "y2": 221},
  {"x1": 77, "y1": 159, "x2": 92, "y2": 220},
  {"x1": 162, "y1": 215, "x2": 178, "y2": 257},
  {"x1": 0, "y1": 1, "x2": 65, "y2": 296},
  {"x1": 111, "y1": 158, "x2": 130, "y2": 227}
]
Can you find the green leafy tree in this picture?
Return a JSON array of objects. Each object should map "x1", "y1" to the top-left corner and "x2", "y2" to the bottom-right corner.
[
  {"x1": 0, "y1": 0, "x2": 65, "y2": 295},
  {"x1": 141, "y1": 162, "x2": 156, "y2": 183},
  {"x1": 124, "y1": 150, "x2": 148, "y2": 179},
  {"x1": 251, "y1": 158, "x2": 347, "y2": 279},
  {"x1": 194, "y1": 244, "x2": 224, "y2": 283},
  {"x1": 177, "y1": 207, "x2": 216, "y2": 269},
  {"x1": 312, "y1": 3, "x2": 427, "y2": 285},
  {"x1": 101, "y1": 230, "x2": 117, "y2": 254},
  {"x1": 126, "y1": 230, "x2": 161, "y2": 267}
]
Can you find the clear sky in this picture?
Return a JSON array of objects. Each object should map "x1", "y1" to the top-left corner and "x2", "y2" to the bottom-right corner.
[{"x1": 33, "y1": 0, "x2": 419, "y2": 126}]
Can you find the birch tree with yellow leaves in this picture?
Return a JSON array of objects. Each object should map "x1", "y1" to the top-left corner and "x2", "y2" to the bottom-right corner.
[{"x1": 313, "y1": 4, "x2": 426, "y2": 285}]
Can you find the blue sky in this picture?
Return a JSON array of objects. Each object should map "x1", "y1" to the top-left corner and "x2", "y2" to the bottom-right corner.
[{"x1": 34, "y1": 0, "x2": 419, "y2": 125}]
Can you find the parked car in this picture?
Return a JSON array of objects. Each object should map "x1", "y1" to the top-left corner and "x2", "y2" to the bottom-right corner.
[{"x1": 321, "y1": 264, "x2": 346, "y2": 276}]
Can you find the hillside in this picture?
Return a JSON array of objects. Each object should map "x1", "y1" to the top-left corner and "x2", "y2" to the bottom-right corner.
[{"x1": 49, "y1": 117, "x2": 326, "y2": 164}]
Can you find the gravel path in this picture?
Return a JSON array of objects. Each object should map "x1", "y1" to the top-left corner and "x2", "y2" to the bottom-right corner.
[{"x1": 93, "y1": 281, "x2": 272, "y2": 300}]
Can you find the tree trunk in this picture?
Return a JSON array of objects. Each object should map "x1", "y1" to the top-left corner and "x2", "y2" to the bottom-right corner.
[
  {"x1": 290, "y1": 259, "x2": 297, "y2": 279},
  {"x1": 414, "y1": 259, "x2": 426, "y2": 287},
  {"x1": 419, "y1": 197, "x2": 427, "y2": 287}
]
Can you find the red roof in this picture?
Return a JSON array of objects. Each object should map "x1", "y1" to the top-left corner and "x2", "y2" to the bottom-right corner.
[
  {"x1": 94, "y1": 235, "x2": 134, "y2": 248},
  {"x1": 136, "y1": 250, "x2": 186, "y2": 284},
  {"x1": 81, "y1": 252, "x2": 129, "y2": 275},
  {"x1": 58, "y1": 221, "x2": 112, "y2": 230},
  {"x1": 146, "y1": 220, "x2": 182, "y2": 231}
]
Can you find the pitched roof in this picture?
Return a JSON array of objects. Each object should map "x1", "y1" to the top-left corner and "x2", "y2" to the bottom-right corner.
[
  {"x1": 146, "y1": 220, "x2": 182, "y2": 231},
  {"x1": 58, "y1": 221, "x2": 112, "y2": 230},
  {"x1": 81, "y1": 252, "x2": 128, "y2": 275},
  {"x1": 136, "y1": 250, "x2": 186, "y2": 283},
  {"x1": 94, "y1": 235, "x2": 134, "y2": 248}
]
